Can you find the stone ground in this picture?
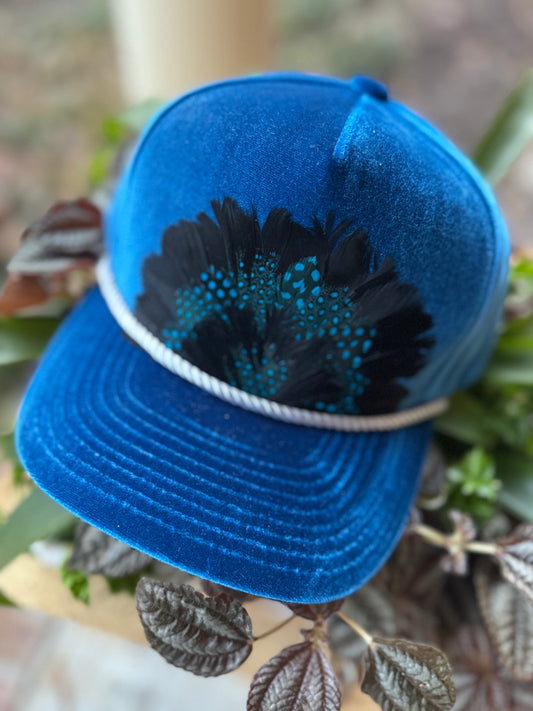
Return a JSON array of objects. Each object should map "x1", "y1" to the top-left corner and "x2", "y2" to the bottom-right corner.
[{"x1": 1, "y1": 1, "x2": 533, "y2": 709}]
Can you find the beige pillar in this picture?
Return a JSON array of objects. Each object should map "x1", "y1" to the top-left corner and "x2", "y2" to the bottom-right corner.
[{"x1": 109, "y1": 0, "x2": 273, "y2": 104}]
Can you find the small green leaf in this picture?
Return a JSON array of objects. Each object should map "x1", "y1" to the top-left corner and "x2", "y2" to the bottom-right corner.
[
  {"x1": 446, "y1": 448, "x2": 501, "y2": 521},
  {"x1": 61, "y1": 561, "x2": 90, "y2": 604},
  {"x1": 0, "y1": 316, "x2": 59, "y2": 366},
  {"x1": 102, "y1": 116, "x2": 130, "y2": 145},
  {"x1": 473, "y1": 69, "x2": 533, "y2": 185},
  {"x1": 0, "y1": 487, "x2": 76, "y2": 570},
  {"x1": 88, "y1": 147, "x2": 116, "y2": 186}
]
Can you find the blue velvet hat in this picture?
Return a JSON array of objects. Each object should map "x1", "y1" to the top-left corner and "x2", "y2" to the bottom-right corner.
[{"x1": 16, "y1": 73, "x2": 509, "y2": 602}]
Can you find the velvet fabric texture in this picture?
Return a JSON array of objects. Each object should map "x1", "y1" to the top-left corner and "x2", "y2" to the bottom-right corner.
[{"x1": 16, "y1": 73, "x2": 510, "y2": 602}]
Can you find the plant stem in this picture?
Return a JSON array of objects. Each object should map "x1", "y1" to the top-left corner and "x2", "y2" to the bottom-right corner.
[
  {"x1": 410, "y1": 523, "x2": 448, "y2": 547},
  {"x1": 337, "y1": 610, "x2": 373, "y2": 646},
  {"x1": 411, "y1": 522, "x2": 498, "y2": 557},
  {"x1": 253, "y1": 613, "x2": 297, "y2": 641},
  {"x1": 465, "y1": 540, "x2": 498, "y2": 555}
]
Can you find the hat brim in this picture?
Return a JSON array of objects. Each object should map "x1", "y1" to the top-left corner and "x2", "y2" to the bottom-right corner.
[{"x1": 16, "y1": 286, "x2": 432, "y2": 602}]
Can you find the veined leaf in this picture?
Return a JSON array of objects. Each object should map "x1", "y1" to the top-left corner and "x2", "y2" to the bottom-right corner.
[
  {"x1": 0, "y1": 316, "x2": 59, "y2": 366},
  {"x1": 454, "y1": 670, "x2": 512, "y2": 711},
  {"x1": 473, "y1": 69, "x2": 533, "y2": 185},
  {"x1": 136, "y1": 579, "x2": 253, "y2": 677},
  {"x1": 475, "y1": 559, "x2": 533, "y2": 681},
  {"x1": 362, "y1": 637, "x2": 455, "y2": 711},
  {"x1": 453, "y1": 625, "x2": 533, "y2": 710},
  {"x1": 0, "y1": 487, "x2": 76, "y2": 570},
  {"x1": 496, "y1": 524, "x2": 533, "y2": 605},
  {"x1": 67, "y1": 522, "x2": 152, "y2": 577},
  {"x1": 247, "y1": 641, "x2": 341, "y2": 711}
]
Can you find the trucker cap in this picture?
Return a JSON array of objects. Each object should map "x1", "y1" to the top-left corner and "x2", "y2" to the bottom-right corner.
[{"x1": 15, "y1": 73, "x2": 510, "y2": 602}]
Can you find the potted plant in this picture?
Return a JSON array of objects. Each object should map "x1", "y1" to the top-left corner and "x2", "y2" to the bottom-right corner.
[{"x1": 2, "y1": 71, "x2": 533, "y2": 711}]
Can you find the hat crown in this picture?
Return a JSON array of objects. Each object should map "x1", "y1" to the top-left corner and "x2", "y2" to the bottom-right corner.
[{"x1": 105, "y1": 73, "x2": 509, "y2": 413}]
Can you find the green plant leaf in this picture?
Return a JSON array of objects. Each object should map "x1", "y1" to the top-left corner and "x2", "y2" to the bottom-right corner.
[
  {"x1": 0, "y1": 487, "x2": 76, "y2": 570},
  {"x1": 485, "y1": 349, "x2": 533, "y2": 387},
  {"x1": 61, "y1": 561, "x2": 90, "y2": 604},
  {"x1": 495, "y1": 451, "x2": 533, "y2": 521},
  {"x1": 0, "y1": 316, "x2": 59, "y2": 366},
  {"x1": 435, "y1": 392, "x2": 497, "y2": 448},
  {"x1": 446, "y1": 448, "x2": 501, "y2": 521},
  {"x1": 473, "y1": 69, "x2": 533, "y2": 185}
]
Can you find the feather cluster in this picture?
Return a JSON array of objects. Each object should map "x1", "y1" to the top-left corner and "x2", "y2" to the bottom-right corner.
[{"x1": 135, "y1": 198, "x2": 434, "y2": 414}]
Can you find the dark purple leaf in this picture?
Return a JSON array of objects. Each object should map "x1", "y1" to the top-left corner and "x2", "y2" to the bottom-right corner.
[
  {"x1": 475, "y1": 559, "x2": 533, "y2": 681},
  {"x1": 454, "y1": 670, "x2": 513, "y2": 711},
  {"x1": 496, "y1": 524, "x2": 533, "y2": 604},
  {"x1": 362, "y1": 637, "x2": 456, "y2": 711},
  {"x1": 286, "y1": 598, "x2": 345, "y2": 621},
  {"x1": 8, "y1": 198, "x2": 102, "y2": 276},
  {"x1": 136, "y1": 579, "x2": 253, "y2": 677},
  {"x1": 453, "y1": 625, "x2": 533, "y2": 710},
  {"x1": 67, "y1": 522, "x2": 152, "y2": 577},
  {"x1": 247, "y1": 641, "x2": 341, "y2": 711}
]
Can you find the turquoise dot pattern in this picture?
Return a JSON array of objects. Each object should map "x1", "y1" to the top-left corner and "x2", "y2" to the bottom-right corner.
[{"x1": 162, "y1": 251, "x2": 377, "y2": 411}]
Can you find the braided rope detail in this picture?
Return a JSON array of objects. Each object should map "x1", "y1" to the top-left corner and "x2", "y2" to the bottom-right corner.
[{"x1": 96, "y1": 257, "x2": 448, "y2": 432}]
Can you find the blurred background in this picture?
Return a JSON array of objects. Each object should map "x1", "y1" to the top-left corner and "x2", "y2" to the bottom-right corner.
[{"x1": 1, "y1": 0, "x2": 532, "y2": 709}]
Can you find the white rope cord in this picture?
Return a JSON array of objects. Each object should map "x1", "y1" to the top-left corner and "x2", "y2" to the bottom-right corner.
[{"x1": 97, "y1": 257, "x2": 448, "y2": 432}]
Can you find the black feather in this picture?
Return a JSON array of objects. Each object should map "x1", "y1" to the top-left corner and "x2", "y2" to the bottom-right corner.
[{"x1": 134, "y1": 198, "x2": 434, "y2": 415}]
